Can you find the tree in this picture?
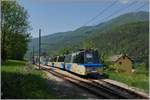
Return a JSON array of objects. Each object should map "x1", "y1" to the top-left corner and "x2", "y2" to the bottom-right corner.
[
  {"x1": 1, "y1": 1, "x2": 31, "y2": 61},
  {"x1": 58, "y1": 47, "x2": 72, "y2": 55},
  {"x1": 83, "y1": 39, "x2": 95, "y2": 49}
]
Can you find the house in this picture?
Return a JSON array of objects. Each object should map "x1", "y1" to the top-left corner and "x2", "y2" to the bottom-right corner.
[{"x1": 106, "y1": 54, "x2": 133, "y2": 73}]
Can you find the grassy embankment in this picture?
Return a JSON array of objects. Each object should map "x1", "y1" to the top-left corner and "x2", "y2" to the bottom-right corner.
[
  {"x1": 1, "y1": 60, "x2": 56, "y2": 99},
  {"x1": 103, "y1": 65, "x2": 149, "y2": 93}
]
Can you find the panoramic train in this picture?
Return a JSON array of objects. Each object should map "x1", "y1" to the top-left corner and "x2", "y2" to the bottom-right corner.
[
  {"x1": 48, "y1": 55, "x2": 65, "y2": 69},
  {"x1": 47, "y1": 49, "x2": 103, "y2": 76}
]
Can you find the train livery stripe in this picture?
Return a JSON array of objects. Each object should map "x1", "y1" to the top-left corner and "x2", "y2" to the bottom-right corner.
[
  {"x1": 61, "y1": 63, "x2": 65, "y2": 69},
  {"x1": 79, "y1": 63, "x2": 103, "y2": 67},
  {"x1": 66, "y1": 63, "x2": 72, "y2": 71}
]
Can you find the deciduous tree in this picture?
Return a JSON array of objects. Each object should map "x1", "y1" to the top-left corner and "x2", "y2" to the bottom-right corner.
[{"x1": 1, "y1": 1, "x2": 31, "y2": 61}]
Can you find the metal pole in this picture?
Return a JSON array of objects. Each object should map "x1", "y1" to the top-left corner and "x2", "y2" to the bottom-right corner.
[
  {"x1": 32, "y1": 45, "x2": 34, "y2": 64},
  {"x1": 33, "y1": 46, "x2": 34, "y2": 57},
  {"x1": 39, "y1": 29, "x2": 41, "y2": 69}
]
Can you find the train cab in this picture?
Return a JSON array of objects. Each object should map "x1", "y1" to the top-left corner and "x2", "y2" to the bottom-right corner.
[{"x1": 64, "y1": 49, "x2": 103, "y2": 75}]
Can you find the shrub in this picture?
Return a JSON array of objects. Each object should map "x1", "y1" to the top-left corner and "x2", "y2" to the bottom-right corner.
[{"x1": 134, "y1": 63, "x2": 148, "y2": 76}]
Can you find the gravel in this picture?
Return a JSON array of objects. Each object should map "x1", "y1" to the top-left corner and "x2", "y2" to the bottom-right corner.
[{"x1": 44, "y1": 71, "x2": 99, "y2": 99}]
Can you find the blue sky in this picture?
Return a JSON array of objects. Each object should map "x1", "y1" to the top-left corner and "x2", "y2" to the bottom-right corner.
[{"x1": 18, "y1": 0, "x2": 149, "y2": 37}]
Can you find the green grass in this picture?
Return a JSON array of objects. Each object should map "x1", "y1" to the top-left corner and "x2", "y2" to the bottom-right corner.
[
  {"x1": 104, "y1": 71, "x2": 149, "y2": 93},
  {"x1": 1, "y1": 60, "x2": 56, "y2": 99}
]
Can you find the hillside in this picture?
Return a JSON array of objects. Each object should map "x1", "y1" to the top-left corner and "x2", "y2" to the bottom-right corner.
[
  {"x1": 92, "y1": 21, "x2": 148, "y2": 64},
  {"x1": 27, "y1": 11, "x2": 149, "y2": 65}
]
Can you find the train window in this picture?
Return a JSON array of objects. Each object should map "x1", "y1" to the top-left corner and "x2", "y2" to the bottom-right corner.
[
  {"x1": 68, "y1": 55, "x2": 72, "y2": 63},
  {"x1": 54, "y1": 57, "x2": 57, "y2": 62},
  {"x1": 93, "y1": 50, "x2": 100, "y2": 63},
  {"x1": 64, "y1": 55, "x2": 68, "y2": 63},
  {"x1": 51, "y1": 57, "x2": 54, "y2": 62},
  {"x1": 73, "y1": 55, "x2": 76, "y2": 63},
  {"x1": 86, "y1": 53, "x2": 93, "y2": 58},
  {"x1": 49, "y1": 58, "x2": 51, "y2": 61},
  {"x1": 58, "y1": 56, "x2": 64, "y2": 62},
  {"x1": 71, "y1": 54, "x2": 75, "y2": 63},
  {"x1": 69, "y1": 52, "x2": 84, "y2": 64},
  {"x1": 73, "y1": 53, "x2": 79, "y2": 63},
  {"x1": 75, "y1": 52, "x2": 84, "y2": 64},
  {"x1": 64, "y1": 54, "x2": 71, "y2": 63},
  {"x1": 80, "y1": 52, "x2": 84, "y2": 63},
  {"x1": 84, "y1": 50, "x2": 100, "y2": 63}
]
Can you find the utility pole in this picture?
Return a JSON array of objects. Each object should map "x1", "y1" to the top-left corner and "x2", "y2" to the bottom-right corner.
[
  {"x1": 32, "y1": 45, "x2": 34, "y2": 64},
  {"x1": 33, "y1": 45, "x2": 34, "y2": 57},
  {"x1": 39, "y1": 29, "x2": 41, "y2": 69}
]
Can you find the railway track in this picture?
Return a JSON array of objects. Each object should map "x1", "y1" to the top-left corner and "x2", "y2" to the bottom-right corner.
[
  {"x1": 90, "y1": 79, "x2": 149, "y2": 99},
  {"x1": 35, "y1": 64, "x2": 149, "y2": 99},
  {"x1": 43, "y1": 68, "x2": 123, "y2": 98}
]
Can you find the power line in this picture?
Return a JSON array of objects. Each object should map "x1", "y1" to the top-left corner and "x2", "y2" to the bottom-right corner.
[
  {"x1": 134, "y1": 3, "x2": 148, "y2": 11},
  {"x1": 81, "y1": 1, "x2": 140, "y2": 33},
  {"x1": 99, "y1": 0, "x2": 138, "y2": 22},
  {"x1": 129, "y1": 3, "x2": 148, "y2": 22},
  {"x1": 81, "y1": 0, "x2": 118, "y2": 27}
]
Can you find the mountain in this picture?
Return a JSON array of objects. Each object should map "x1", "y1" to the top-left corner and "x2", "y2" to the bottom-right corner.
[
  {"x1": 27, "y1": 11, "x2": 149, "y2": 65},
  {"x1": 93, "y1": 21, "x2": 148, "y2": 62}
]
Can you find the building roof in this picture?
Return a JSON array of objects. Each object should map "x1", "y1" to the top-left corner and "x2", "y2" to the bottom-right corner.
[
  {"x1": 107, "y1": 54, "x2": 123, "y2": 62},
  {"x1": 106, "y1": 54, "x2": 133, "y2": 62}
]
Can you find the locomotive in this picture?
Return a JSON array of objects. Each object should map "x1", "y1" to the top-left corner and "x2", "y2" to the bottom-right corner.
[{"x1": 47, "y1": 49, "x2": 103, "y2": 76}]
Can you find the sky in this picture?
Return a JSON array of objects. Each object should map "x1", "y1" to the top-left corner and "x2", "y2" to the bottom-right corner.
[{"x1": 17, "y1": 0, "x2": 149, "y2": 38}]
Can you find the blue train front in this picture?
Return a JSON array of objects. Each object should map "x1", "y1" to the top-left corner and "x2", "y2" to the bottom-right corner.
[{"x1": 64, "y1": 49, "x2": 103, "y2": 76}]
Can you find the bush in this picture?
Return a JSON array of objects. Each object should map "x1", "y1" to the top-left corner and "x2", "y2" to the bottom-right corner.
[{"x1": 134, "y1": 63, "x2": 148, "y2": 76}]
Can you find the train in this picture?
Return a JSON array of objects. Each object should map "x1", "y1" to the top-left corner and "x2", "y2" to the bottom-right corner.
[{"x1": 34, "y1": 48, "x2": 104, "y2": 76}]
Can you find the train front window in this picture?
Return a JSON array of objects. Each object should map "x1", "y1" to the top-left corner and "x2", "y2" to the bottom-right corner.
[
  {"x1": 85, "y1": 53, "x2": 93, "y2": 63},
  {"x1": 84, "y1": 51, "x2": 99, "y2": 64},
  {"x1": 58, "y1": 56, "x2": 64, "y2": 62}
]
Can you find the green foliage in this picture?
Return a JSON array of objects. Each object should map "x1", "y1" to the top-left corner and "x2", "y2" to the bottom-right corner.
[
  {"x1": 82, "y1": 39, "x2": 95, "y2": 49},
  {"x1": 58, "y1": 47, "x2": 72, "y2": 55},
  {"x1": 134, "y1": 63, "x2": 148, "y2": 76},
  {"x1": 95, "y1": 21, "x2": 148, "y2": 69},
  {"x1": 1, "y1": 1, "x2": 31, "y2": 61},
  {"x1": 104, "y1": 71, "x2": 149, "y2": 93},
  {"x1": 106, "y1": 64, "x2": 118, "y2": 71},
  {"x1": 1, "y1": 60, "x2": 55, "y2": 99}
]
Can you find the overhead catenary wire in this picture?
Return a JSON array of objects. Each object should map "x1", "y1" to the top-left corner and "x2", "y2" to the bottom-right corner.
[
  {"x1": 122, "y1": 3, "x2": 148, "y2": 23},
  {"x1": 134, "y1": 3, "x2": 148, "y2": 11},
  {"x1": 81, "y1": 1, "x2": 143, "y2": 34},
  {"x1": 99, "y1": 0, "x2": 138, "y2": 23},
  {"x1": 95, "y1": 2, "x2": 148, "y2": 26},
  {"x1": 82, "y1": 0, "x2": 118, "y2": 27}
]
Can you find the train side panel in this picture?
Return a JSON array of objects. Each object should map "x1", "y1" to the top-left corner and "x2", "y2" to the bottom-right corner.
[
  {"x1": 65, "y1": 63, "x2": 86, "y2": 75},
  {"x1": 48, "y1": 62, "x2": 52, "y2": 66},
  {"x1": 81, "y1": 64, "x2": 103, "y2": 75},
  {"x1": 75, "y1": 64, "x2": 86, "y2": 75},
  {"x1": 48, "y1": 62, "x2": 55, "y2": 67},
  {"x1": 54, "y1": 62, "x2": 65, "y2": 69}
]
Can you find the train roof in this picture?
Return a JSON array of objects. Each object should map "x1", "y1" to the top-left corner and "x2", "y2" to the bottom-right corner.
[
  {"x1": 67, "y1": 48, "x2": 98, "y2": 55},
  {"x1": 75, "y1": 48, "x2": 98, "y2": 52}
]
